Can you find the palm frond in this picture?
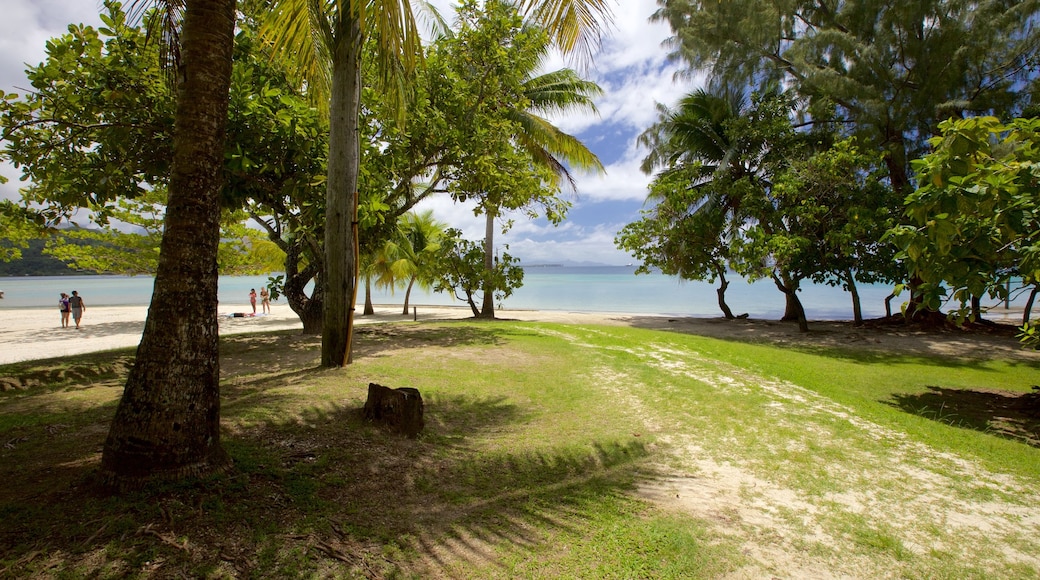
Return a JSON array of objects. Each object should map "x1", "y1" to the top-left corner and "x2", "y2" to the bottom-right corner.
[
  {"x1": 126, "y1": 0, "x2": 185, "y2": 86},
  {"x1": 517, "y1": 0, "x2": 615, "y2": 68}
]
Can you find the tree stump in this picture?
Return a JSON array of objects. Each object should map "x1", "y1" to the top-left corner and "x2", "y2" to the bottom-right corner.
[{"x1": 363, "y1": 383, "x2": 424, "y2": 437}]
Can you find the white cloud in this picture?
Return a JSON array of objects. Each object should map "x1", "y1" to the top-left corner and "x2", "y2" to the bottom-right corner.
[
  {"x1": 0, "y1": 0, "x2": 105, "y2": 93},
  {"x1": 504, "y1": 224, "x2": 635, "y2": 265},
  {"x1": 1, "y1": 1, "x2": 105, "y2": 202}
]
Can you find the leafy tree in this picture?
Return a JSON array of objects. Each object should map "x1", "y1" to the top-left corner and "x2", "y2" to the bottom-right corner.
[
  {"x1": 768, "y1": 138, "x2": 901, "y2": 325},
  {"x1": 261, "y1": 0, "x2": 424, "y2": 366},
  {"x1": 616, "y1": 172, "x2": 742, "y2": 318},
  {"x1": 433, "y1": 228, "x2": 524, "y2": 317},
  {"x1": 652, "y1": 0, "x2": 1040, "y2": 195},
  {"x1": 0, "y1": 201, "x2": 45, "y2": 262},
  {"x1": 100, "y1": 0, "x2": 238, "y2": 486},
  {"x1": 263, "y1": 0, "x2": 614, "y2": 366},
  {"x1": 0, "y1": 3, "x2": 173, "y2": 224},
  {"x1": 888, "y1": 116, "x2": 1040, "y2": 325},
  {"x1": 620, "y1": 84, "x2": 758, "y2": 318},
  {"x1": 435, "y1": 0, "x2": 601, "y2": 319},
  {"x1": 0, "y1": 4, "x2": 304, "y2": 278},
  {"x1": 384, "y1": 210, "x2": 448, "y2": 315}
]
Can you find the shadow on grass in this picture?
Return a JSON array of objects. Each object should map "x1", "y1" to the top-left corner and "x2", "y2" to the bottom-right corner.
[
  {"x1": 887, "y1": 386, "x2": 1040, "y2": 448},
  {"x1": 625, "y1": 315, "x2": 1040, "y2": 370},
  {"x1": 0, "y1": 322, "x2": 653, "y2": 578}
]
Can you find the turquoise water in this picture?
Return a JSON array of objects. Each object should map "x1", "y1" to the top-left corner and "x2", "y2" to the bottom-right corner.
[{"x1": 0, "y1": 267, "x2": 1028, "y2": 320}]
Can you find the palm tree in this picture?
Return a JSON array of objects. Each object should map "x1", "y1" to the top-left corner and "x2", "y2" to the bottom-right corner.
[
  {"x1": 390, "y1": 210, "x2": 447, "y2": 315},
  {"x1": 262, "y1": 0, "x2": 614, "y2": 366},
  {"x1": 635, "y1": 85, "x2": 751, "y2": 321},
  {"x1": 101, "y1": 0, "x2": 237, "y2": 485},
  {"x1": 639, "y1": 84, "x2": 813, "y2": 328},
  {"x1": 469, "y1": 3, "x2": 605, "y2": 318}
]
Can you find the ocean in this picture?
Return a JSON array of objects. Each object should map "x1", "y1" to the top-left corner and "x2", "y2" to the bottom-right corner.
[{"x1": 0, "y1": 266, "x2": 1029, "y2": 321}]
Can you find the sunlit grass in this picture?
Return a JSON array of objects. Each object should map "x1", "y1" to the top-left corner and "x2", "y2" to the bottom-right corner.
[{"x1": 0, "y1": 319, "x2": 1037, "y2": 577}]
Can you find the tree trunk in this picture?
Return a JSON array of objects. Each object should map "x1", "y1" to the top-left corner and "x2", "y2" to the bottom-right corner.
[
  {"x1": 479, "y1": 211, "x2": 495, "y2": 319},
  {"x1": 283, "y1": 241, "x2": 322, "y2": 335},
  {"x1": 1024, "y1": 285, "x2": 1038, "y2": 325},
  {"x1": 363, "y1": 276, "x2": 374, "y2": 316},
  {"x1": 714, "y1": 266, "x2": 735, "y2": 319},
  {"x1": 322, "y1": 18, "x2": 363, "y2": 367},
  {"x1": 773, "y1": 272, "x2": 800, "y2": 321},
  {"x1": 772, "y1": 271, "x2": 808, "y2": 332},
  {"x1": 100, "y1": 0, "x2": 236, "y2": 487},
  {"x1": 402, "y1": 276, "x2": 416, "y2": 315},
  {"x1": 971, "y1": 295, "x2": 982, "y2": 321},
  {"x1": 844, "y1": 268, "x2": 863, "y2": 326}
]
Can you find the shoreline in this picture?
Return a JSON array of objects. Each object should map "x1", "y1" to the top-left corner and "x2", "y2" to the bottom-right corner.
[{"x1": 0, "y1": 303, "x2": 1034, "y2": 366}]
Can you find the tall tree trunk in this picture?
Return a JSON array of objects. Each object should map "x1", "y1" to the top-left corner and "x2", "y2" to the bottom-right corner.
[
  {"x1": 363, "y1": 276, "x2": 374, "y2": 315},
  {"x1": 322, "y1": 19, "x2": 363, "y2": 367},
  {"x1": 713, "y1": 266, "x2": 735, "y2": 319},
  {"x1": 844, "y1": 268, "x2": 863, "y2": 326},
  {"x1": 100, "y1": 0, "x2": 235, "y2": 486},
  {"x1": 772, "y1": 271, "x2": 808, "y2": 332},
  {"x1": 971, "y1": 295, "x2": 982, "y2": 321},
  {"x1": 479, "y1": 211, "x2": 496, "y2": 319},
  {"x1": 402, "y1": 276, "x2": 416, "y2": 315},
  {"x1": 1023, "y1": 285, "x2": 1038, "y2": 325},
  {"x1": 283, "y1": 240, "x2": 322, "y2": 334}
]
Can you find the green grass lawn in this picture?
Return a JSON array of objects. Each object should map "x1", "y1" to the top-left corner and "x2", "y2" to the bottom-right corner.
[{"x1": 0, "y1": 320, "x2": 1037, "y2": 578}]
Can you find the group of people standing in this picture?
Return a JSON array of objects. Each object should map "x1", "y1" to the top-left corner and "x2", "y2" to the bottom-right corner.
[
  {"x1": 249, "y1": 287, "x2": 271, "y2": 314},
  {"x1": 58, "y1": 291, "x2": 86, "y2": 329}
]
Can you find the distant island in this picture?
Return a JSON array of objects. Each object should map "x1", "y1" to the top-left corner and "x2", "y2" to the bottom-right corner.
[
  {"x1": 519, "y1": 261, "x2": 634, "y2": 268},
  {"x1": 0, "y1": 240, "x2": 82, "y2": 277}
]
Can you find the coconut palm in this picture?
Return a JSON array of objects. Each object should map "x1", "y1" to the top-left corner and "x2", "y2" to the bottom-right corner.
[
  {"x1": 101, "y1": 0, "x2": 237, "y2": 485},
  {"x1": 638, "y1": 84, "x2": 814, "y2": 325},
  {"x1": 478, "y1": 62, "x2": 605, "y2": 318},
  {"x1": 261, "y1": 0, "x2": 614, "y2": 366},
  {"x1": 390, "y1": 210, "x2": 447, "y2": 315}
]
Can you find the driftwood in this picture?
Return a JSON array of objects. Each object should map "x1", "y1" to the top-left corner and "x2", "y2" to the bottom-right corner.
[{"x1": 363, "y1": 383, "x2": 424, "y2": 437}]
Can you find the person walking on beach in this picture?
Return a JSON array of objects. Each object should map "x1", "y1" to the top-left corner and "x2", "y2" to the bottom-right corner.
[
  {"x1": 249, "y1": 288, "x2": 257, "y2": 314},
  {"x1": 68, "y1": 290, "x2": 86, "y2": 329},
  {"x1": 59, "y1": 293, "x2": 71, "y2": 328},
  {"x1": 260, "y1": 287, "x2": 271, "y2": 314}
]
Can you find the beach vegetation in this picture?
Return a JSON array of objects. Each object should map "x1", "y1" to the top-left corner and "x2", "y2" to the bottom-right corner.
[
  {"x1": 364, "y1": 209, "x2": 449, "y2": 316},
  {"x1": 260, "y1": 0, "x2": 613, "y2": 367},
  {"x1": 0, "y1": 3, "x2": 305, "y2": 277},
  {"x1": 623, "y1": 84, "x2": 901, "y2": 331},
  {"x1": 651, "y1": 0, "x2": 1039, "y2": 196},
  {"x1": 431, "y1": 0, "x2": 604, "y2": 319},
  {"x1": 433, "y1": 228, "x2": 525, "y2": 317},
  {"x1": 0, "y1": 319, "x2": 1037, "y2": 576},
  {"x1": 888, "y1": 116, "x2": 1040, "y2": 327},
  {"x1": 619, "y1": 84, "x2": 750, "y2": 319},
  {"x1": 0, "y1": 202, "x2": 49, "y2": 264},
  {"x1": 260, "y1": 0, "x2": 425, "y2": 367},
  {"x1": 646, "y1": 0, "x2": 1040, "y2": 325}
]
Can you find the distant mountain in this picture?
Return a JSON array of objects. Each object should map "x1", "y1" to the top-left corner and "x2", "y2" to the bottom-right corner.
[
  {"x1": 520, "y1": 260, "x2": 631, "y2": 268},
  {"x1": 0, "y1": 239, "x2": 82, "y2": 276}
]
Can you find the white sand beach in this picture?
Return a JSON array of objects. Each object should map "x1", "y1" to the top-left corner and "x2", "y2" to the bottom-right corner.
[
  {"x1": 0, "y1": 301, "x2": 1035, "y2": 366},
  {"x1": 0, "y1": 303, "x2": 661, "y2": 365}
]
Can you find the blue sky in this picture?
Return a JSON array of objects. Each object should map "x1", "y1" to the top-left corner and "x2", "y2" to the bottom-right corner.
[{"x1": 1, "y1": 0, "x2": 701, "y2": 265}]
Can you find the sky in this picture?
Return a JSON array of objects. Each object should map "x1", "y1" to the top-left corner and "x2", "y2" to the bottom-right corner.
[{"x1": 0, "y1": 0, "x2": 701, "y2": 266}]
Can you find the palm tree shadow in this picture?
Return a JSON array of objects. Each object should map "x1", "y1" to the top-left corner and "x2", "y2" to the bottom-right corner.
[
  {"x1": 219, "y1": 392, "x2": 652, "y2": 576},
  {"x1": 887, "y1": 386, "x2": 1040, "y2": 448}
]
